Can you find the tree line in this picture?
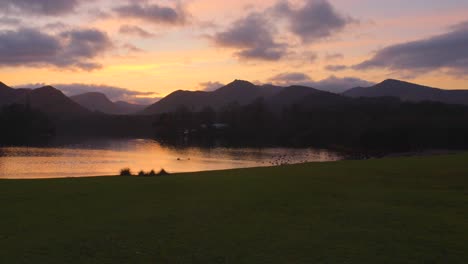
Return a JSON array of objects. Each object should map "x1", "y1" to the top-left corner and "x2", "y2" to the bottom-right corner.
[{"x1": 152, "y1": 97, "x2": 468, "y2": 154}]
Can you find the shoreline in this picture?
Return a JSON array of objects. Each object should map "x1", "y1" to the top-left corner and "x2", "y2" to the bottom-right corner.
[{"x1": 1, "y1": 151, "x2": 465, "y2": 180}]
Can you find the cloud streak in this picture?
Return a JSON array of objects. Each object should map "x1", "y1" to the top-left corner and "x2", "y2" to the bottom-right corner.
[
  {"x1": 199, "y1": 81, "x2": 224, "y2": 91},
  {"x1": 0, "y1": 0, "x2": 86, "y2": 16},
  {"x1": 268, "y1": 72, "x2": 374, "y2": 93},
  {"x1": 325, "y1": 64, "x2": 347, "y2": 71},
  {"x1": 119, "y1": 25, "x2": 155, "y2": 38},
  {"x1": 114, "y1": 2, "x2": 188, "y2": 25}
]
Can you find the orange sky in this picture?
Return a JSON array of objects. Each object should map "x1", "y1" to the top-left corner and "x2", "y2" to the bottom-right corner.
[{"x1": 0, "y1": 0, "x2": 467, "y2": 101}]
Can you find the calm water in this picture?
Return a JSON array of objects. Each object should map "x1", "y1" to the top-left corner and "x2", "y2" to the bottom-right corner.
[{"x1": 0, "y1": 139, "x2": 344, "y2": 179}]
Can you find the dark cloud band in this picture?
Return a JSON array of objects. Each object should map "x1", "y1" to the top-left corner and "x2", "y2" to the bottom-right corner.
[
  {"x1": 0, "y1": 0, "x2": 85, "y2": 15},
  {"x1": 354, "y1": 21, "x2": 468, "y2": 76},
  {"x1": 0, "y1": 27, "x2": 112, "y2": 70},
  {"x1": 114, "y1": 2, "x2": 187, "y2": 25}
]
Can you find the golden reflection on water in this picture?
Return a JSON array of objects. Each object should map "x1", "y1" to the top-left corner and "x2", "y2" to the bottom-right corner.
[{"x1": 0, "y1": 139, "x2": 343, "y2": 179}]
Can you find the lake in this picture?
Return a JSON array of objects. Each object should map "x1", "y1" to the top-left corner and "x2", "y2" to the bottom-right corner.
[{"x1": 0, "y1": 139, "x2": 344, "y2": 179}]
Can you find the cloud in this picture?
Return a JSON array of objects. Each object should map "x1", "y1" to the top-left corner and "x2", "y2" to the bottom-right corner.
[
  {"x1": 122, "y1": 43, "x2": 144, "y2": 53},
  {"x1": 269, "y1": 72, "x2": 311, "y2": 83},
  {"x1": 199, "y1": 81, "x2": 224, "y2": 91},
  {"x1": 212, "y1": 13, "x2": 287, "y2": 61},
  {"x1": 268, "y1": 72, "x2": 374, "y2": 93},
  {"x1": 0, "y1": 16, "x2": 21, "y2": 25},
  {"x1": 307, "y1": 76, "x2": 375, "y2": 93},
  {"x1": 324, "y1": 52, "x2": 344, "y2": 61},
  {"x1": 325, "y1": 64, "x2": 347, "y2": 71},
  {"x1": 43, "y1": 22, "x2": 69, "y2": 31},
  {"x1": 19, "y1": 83, "x2": 160, "y2": 104},
  {"x1": 114, "y1": 2, "x2": 187, "y2": 25},
  {"x1": 119, "y1": 25, "x2": 155, "y2": 38},
  {"x1": 0, "y1": 0, "x2": 86, "y2": 16},
  {"x1": 274, "y1": 0, "x2": 354, "y2": 43},
  {"x1": 354, "y1": 21, "x2": 468, "y2": 77},
  {"x1": 0, "y1": 27, "x2": 112, "y2": 70},
  {"x1": 309, "y1": 52, "x2": 318, "y2": 63}
]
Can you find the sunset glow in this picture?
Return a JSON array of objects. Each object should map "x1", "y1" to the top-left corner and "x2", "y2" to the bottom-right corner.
[{"x1": 1, "y1": 0, "x2": 468, "y2": 102}]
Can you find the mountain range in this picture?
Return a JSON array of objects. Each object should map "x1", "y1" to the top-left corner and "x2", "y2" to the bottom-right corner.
[
  {"x1": 140, "y1": 80, "x2": 347, "y2": 114},
  {"x1": 141, "y1": 79, "x2": 468, "y2": 114},
  {"x1": 1, "y1": 79, "x2": 468, "y2": 117}
]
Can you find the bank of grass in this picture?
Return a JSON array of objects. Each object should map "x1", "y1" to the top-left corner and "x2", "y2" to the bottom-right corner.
[{"x1": 1, "y1": 154, "x2": 467, "y2": 263}]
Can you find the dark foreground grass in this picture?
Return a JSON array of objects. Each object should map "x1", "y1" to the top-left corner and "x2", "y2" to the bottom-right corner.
[{"x1": 1, "y1": 154, "x2": 468, "y2": 263}]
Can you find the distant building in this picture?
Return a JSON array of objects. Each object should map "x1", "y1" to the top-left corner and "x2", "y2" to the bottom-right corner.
[{"x1": 212, "y1": 123, "x2": 229, "y2": 129}]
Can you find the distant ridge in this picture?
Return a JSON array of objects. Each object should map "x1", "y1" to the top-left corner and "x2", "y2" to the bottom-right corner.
[
  {"x1": 71, "y1": 92, "x2": 148, "y2": 115},
  {"x1": 141, "y1": 80, "x2": 346, "y2": 115},
  {"x1": 343, "y1": 79, "x2": 468, "y2": 105},
  {"x1": 21, "y1": 86, "x2": 89, "y2": 115},
  {"x1": 0, "y1": 82, "x2": 89, "y2": 116},
  {"x1": 114, "y1": 101, "x2": 148, "y2": 114},
  {"x1": 3, "y1": 79, "x2": 468, "y2": 117}
]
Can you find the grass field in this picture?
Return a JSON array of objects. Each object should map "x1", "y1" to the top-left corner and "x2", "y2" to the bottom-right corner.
[{"x1": 1, "y1": 154, "x2": 467, "y2": 263}]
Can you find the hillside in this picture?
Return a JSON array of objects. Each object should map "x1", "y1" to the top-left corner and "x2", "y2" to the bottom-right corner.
[
  {"x1": 343, "y1": 79, "x2": 468, "y2": 105},
  {"x1": 71, "y1": 93, "x2": 148, "y2": 115},
  {"x1": 0, "y1": 82, "x2": 30, "y2": 106},
  {"x1": 21, "y1": 86, "x2": 89, "y2": 116},
  {"x1": 0, "y1": 83, "x2": 89, "y2": 116},
  {"x1": 141, "y1": 80, "x2": 275, "y2": 114},
  {"x1": 269, "y1": 85, "x2": 349, "y2": 107},
  {"x1": 71, "y1": 92, "x2": 119, "y2": 114},
  {"x1": 114, "y1": 101, "x2": 148, "y2": 114}
]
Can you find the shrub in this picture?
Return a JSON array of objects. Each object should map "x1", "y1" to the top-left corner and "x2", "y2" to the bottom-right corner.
[
  {"x1": 148, "y1": 170, "x2": 157, "y2": 177},
  {"x1": 138, "y1": 170, "x2": 145, "y2": 177},
  {"x1": 120, "y1": 168, "x2": 132, "y2": 176},
  {"x1": 158, "y1": 169, "x2": 169, "y2": 176}
]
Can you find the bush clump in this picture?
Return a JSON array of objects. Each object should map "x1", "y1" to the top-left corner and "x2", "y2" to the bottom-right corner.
[
  {"x1": 158, "y1": 169, "x2": 169, "y2": 176},
  {"x1": 120, "y1": 168, "x2": 170, "y2": 177},
  {"x1": 120, "y1": 168, "x2": 132, "y2": 176}
]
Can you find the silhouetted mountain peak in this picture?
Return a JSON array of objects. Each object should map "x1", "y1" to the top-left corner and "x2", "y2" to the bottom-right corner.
[
  {"x1": 344, "y1": 79, "x2": 468, "y2": 105},
  {"x1": 0, "y1": 81, "x2": 11, "y2": 90},
  {"x1": 380, "y1": 79, "x2": 404, "y2": 85},
  {"x1": 378, "y1": 79, "x2": 424, "y2": 88},
  {"x1": 232, "y1": 79, "x2": 254, "y2": 85},
  {"x1": 222, "y1": 79, "x2": 256, "y2": 89},
  {"x1": 35, "y1": 85, "x2": 61, "y2": 93}
]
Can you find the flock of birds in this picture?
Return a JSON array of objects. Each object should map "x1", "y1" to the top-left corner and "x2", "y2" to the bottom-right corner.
[{"x1": 175, "y1": 152, "x2": 334, "y2": 166}]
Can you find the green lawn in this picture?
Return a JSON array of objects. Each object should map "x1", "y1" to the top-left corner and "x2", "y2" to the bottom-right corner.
[{"x1": 1, "y1": 154, "x2": 467, "y2": 263}]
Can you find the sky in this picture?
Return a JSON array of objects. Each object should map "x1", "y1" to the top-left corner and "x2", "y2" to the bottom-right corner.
[{"x1": 0, "y1": 0, "x2": 467, "y2": 104}]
